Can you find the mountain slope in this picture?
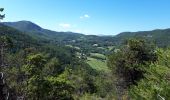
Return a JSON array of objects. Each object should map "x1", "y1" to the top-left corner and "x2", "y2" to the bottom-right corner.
[
  {"x1": 3, "y1": 21, "x2": 84, "y2": 41},
  {"x1": 3, "y1": 21, "x2": 42, "y2": 32},
  {"x1": 0, "y1": 23, "x2": 39, "y2": 50},
  {"x1": 4, "y1": 20, "x2": 170, "y2": 48},
  {"x1": 114, "y1": 29, "x2": 170, "y2": 47},
  {"x1": 3, "y1": 21, "x2": 115, "y2": 48}
]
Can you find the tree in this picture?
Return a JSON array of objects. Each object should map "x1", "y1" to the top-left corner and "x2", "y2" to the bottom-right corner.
[
  {"x1": 24, "y1": 54, "x2": 47, "y2": 100},
  {"x1": 0, "y1": 36, "x2": 13, "y2": 67},
  {"x1": 129, "y1": 49, "x2": 170, "y2": 99},
  {"x1": 45, "y1": 70, "x2": 74, "y2": 100},
  {"x1": 23, "y1": 54, "x2": 74, "y2": 100},
  {"x1": 0, "y1": 8, "x2": 5, "y2": 21},
  {"x1": 0, "y1": 8, "x2": 16, "y2": 100},
  {"x1": 108, "y1": 38, "x2": 158, "y2": 99},
  {"x1": 44, "y1": 57, "x2": 61, "y2": 76}
]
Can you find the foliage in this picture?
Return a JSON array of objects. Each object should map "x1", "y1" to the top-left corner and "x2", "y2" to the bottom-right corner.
[
  {"x1": 108, "y1": 39, "x2": 158, "y2": 87},
  {"x1": 129, "y1": 49, "x2": 170, "y2": 100},
  {"x1": 21, "y1": 54, "x2": 75, "y2": 100}
]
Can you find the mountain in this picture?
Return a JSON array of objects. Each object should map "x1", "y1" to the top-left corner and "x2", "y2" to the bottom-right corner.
[
  {"x1": 3, "y1": 21, "x2": 115, "y2": 48},
  {"x1": 3, "y1": 21, "x2": 84, "y2": 41},
  {"x1": 3, "y1": 20, "x2": 170, "y2": 48},
  {"x1": 114, "y1": 29, "x2": 170, "y2": 47},
  {"x1": 3, "y1": 21, "x2": 42, "y2": 32},
  {"x1": 0, "y1": 23, "x2": 39, "y2": 50}
]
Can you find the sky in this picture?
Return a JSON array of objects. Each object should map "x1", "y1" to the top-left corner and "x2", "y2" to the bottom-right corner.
[{"x1": 1, "y1": 0, "x2": 170, "y2": 35}]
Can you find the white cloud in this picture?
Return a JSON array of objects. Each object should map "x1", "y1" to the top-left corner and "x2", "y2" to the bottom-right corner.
[
  {"x1": 84, "y1": 14, "x2": 90, "y2": 18},
  {"x1": 59, "y1": 23, "x2": 71, "y2": 28},
  {"x1": 80, "y1": 14, "x2": 90, "y2": 19}
]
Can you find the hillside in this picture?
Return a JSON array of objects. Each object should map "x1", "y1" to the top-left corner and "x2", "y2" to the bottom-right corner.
[
  {"x1": 3, "y1": 21, "x2": 115, "y2": 54},
  {"x1": 3, "y1": 21, "x2": 84, "y2": 41},
  {"x1": 4, "y1": 21, "x2": 170, "y2": 48},
  {"x1": 0, "y1": 23, "x2": 39, "y2": 50},
  {"x1": 114, "y1": 29, "x2": 170, "y2": 47}
]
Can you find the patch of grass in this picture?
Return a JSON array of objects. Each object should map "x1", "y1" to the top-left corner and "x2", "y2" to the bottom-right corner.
[
  {"x1": 90, "y1": 53, "x2": 106, "y2": 59},
  {"x1": 65, "y1": 45, "x2": 73, "y2": 48},
  {"x1": 87, "y1": 57, "x2": 109, "y2": 72},
  {"x1": 74, "y1": 46, "x2": 80, "y2": 50},
  {"x1": 66, "y1": 45, "x2": 80, "y2": 50},
  {"x1": 107, "y1": 46, "x2": 114, "y2": 51},
  {"x1": 97, "y1": 47, "x2": 105, "y2": 50}
]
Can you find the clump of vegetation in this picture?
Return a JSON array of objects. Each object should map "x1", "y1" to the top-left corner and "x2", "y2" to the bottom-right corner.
[
  {"x1": 108, "y1": 38, "x2": 170, "y2": 99},
  {"x1": 129, "y1": 49, "x2": 170, "y2": 99}
]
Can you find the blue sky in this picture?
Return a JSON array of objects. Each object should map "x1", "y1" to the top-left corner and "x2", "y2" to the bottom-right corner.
[{"x1": 1, "y1": 0, "x2": 170, "y2": 35}]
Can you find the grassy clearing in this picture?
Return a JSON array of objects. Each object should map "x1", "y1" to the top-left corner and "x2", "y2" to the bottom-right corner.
[
  {"x1": 87, "y1": 57, "x2": 109, "y2": 72},
  {"x1": 107, "y1": 46, "x2": 114, "y2": 51},
  {"x1": 90, "y1": 53, "x2": 106, "y2": 59},
  {"x1": 66, "y1": 45, "x2": 80, "y2": 50}
]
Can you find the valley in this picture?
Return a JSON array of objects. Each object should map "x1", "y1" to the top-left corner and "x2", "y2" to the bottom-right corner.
[
  {"x1": 1, "y1": 20, "x2": 170, "y2": 99},
  {"x1": 0, "y1": 13, "x2": 170, "y2": 100}
]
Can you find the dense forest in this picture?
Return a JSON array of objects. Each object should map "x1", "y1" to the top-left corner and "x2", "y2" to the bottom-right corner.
[{"x1": 0, "y1": 8, "x2": 170, "y2": 100}]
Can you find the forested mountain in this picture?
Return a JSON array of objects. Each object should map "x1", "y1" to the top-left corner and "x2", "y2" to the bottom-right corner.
[
  {"x1": 114, "y1": 29, "x2": 170, "y2": 47},
  {"x1": 3, "y1": 21, "x2": 116, "y2": 54},
  {"x1": 3, "y1": 21, "x2": 84, "y2": 41},
  {"x1": 0, "y1": 23, "x2": 40, "y2": 50},
  {"x1": 4, "y1": 21, "x2": 170, "y2": 48},
  {"x1": 4, "y1": 21, "x2": 114, "y2": 43}
]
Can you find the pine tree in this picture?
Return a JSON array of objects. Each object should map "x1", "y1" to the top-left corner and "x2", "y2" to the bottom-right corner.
[
  {"x1": 0, "y1": 8, "x2": 5, "y2": 21},
  {"x1": 0, "y1": 7, "x2": 9, "y2": 100}
]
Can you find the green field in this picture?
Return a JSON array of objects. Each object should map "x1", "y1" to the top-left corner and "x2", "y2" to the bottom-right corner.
[
  {"x1": 86, "y1": 57, "x2": 109, "y2": 72},
  {"x1": 66, "y1": 45, "x2": 80, "y2": 50},
  {"x1": 107, "y1": 46, "x2": 114, "y2": 51},
  {"x1": 90, "y1": 53, "x2": 106, "y2": 59}
]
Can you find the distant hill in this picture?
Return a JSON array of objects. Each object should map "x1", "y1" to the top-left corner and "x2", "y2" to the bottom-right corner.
[
  {"x1": 3, "y1": 21, "x2": 84, "y2": 41},
  {"x1": 3, "y1": 20, "x2": 170, "y2": 48},
  {"x1": 0, "y1": 23, "x2": 39, "y2": 50},
  {"x1": 3, "y1": 21, "x2": 42, "y2": 32},
  {"x1": 3, "y1": 21, "x2": 115, "y2": 51},
  {"x1": 114, "y1": 29, "x2": 170, "y2": 47}
]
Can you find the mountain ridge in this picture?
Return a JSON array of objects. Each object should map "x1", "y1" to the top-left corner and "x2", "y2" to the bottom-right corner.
[
  {"x1": 3, "y1": 20, "x2": 170, "y2": 47},
  {"x1": 3, "y1": 21, "x2": 85, "y2": 41}
]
